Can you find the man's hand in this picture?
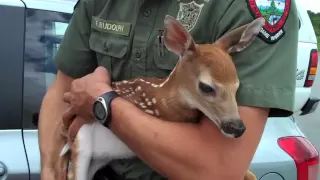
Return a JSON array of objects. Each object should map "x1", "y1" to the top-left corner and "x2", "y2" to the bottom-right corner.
[{"x1": 62, "y1": 66, "x2": 113, "y2": 134}]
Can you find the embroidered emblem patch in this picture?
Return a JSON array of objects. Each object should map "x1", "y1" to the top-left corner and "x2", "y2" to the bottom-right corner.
[
  {"x1": 91, "y1": 16, "x2": 132, "y2": 36},
  {"x1": 176, "y1": 1, "x2": 204, "y2": 32},
  {"x1": 247, "y1": 0, "x2": 291, "y2": 43}
]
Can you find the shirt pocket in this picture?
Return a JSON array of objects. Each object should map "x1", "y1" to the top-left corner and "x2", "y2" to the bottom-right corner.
[
  {"x1": 151, "y1": 41, "x2": 179, "y2": 78},
  {"x1": 89, "y1": 31, "x2": 130, "y2": 76}
]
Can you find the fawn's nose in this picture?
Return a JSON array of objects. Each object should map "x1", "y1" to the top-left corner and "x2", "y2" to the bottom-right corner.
[{"x1": 220, "y1": 119, "x2": 246, "y2": 138}]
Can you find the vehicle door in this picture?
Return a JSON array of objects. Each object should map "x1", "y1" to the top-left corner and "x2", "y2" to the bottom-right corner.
[{"x1": 0, "y1": 1, "x2": 30, "y2": 179}]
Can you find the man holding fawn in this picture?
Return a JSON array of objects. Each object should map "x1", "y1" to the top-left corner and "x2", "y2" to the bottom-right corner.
[{"x1": 38, "y1": 0, "x2": 299, "y2": 179}]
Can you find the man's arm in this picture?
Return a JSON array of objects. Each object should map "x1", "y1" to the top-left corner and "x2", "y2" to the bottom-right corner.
[
  {"x1": 38, "y1": 72, "x2": 73, "y2": 171},
  {"x1": 38, "y1": 0, "x2": 96, "y2": 177},
  {"x1": 108, "y1": 97, "x2": 269, "y2": 180}
]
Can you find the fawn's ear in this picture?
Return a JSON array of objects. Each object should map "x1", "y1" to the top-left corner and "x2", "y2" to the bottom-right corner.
[
  {"x1": 215, "y1": 17, "x2": 265, "y2": 53},
  {"x1": 163, "y1": 15, "x2": 196, "y2": 57}
]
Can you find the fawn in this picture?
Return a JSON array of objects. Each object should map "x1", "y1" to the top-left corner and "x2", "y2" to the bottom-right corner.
[{"x1": 59, "y1": 15, "x2": 265, "y2": 180}]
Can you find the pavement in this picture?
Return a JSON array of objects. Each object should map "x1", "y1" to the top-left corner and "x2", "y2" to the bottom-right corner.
[{"x1": 294, "y1": 55, "x2": 320, "y2": 179}]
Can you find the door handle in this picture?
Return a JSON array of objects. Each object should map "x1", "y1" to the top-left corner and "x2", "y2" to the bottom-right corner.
[{"x1": 0, "y1": 161, "x2": 7, "y2": 178}]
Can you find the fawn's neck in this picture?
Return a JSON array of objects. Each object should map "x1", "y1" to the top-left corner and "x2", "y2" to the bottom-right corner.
[{"x1": 111, "y1": 65, "x2": 202, "y2": 123}]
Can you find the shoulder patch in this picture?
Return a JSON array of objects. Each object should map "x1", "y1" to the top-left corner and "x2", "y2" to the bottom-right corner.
[
  {"x1": 247, "y1": 0, "x2": 291, "y2": 44},
  {"x1": 176, "y1": 1, "x2": 204, "y2": 32}
]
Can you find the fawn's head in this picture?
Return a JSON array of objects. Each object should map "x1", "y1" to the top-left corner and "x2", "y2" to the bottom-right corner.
[{"x1": 163, "y1": 15, "x2": 265, "y2": 138}]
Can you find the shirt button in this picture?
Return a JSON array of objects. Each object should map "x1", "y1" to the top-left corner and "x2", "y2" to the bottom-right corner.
[
  {"x1": 104, "y1": 42, "x2": 110, "y2": 51},
  {"x1": 136, "y1": 51, "x2": 141, "y2": 58},
  {"x1": 143, "y1": 9, "x2": 151, "y2": 17}
]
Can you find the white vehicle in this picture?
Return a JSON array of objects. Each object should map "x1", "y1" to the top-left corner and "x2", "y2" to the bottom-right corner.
[
  {"x1": 294, "y1": 0, "x2": 319, "y2": 115},
  {"x1": 0, "y1": 0, "x2": 318, "y2": 179}
]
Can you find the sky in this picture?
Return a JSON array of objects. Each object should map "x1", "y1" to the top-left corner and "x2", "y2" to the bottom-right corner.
[{"x1": 303, "y1": 0, "x2": 320, "y2": 13}]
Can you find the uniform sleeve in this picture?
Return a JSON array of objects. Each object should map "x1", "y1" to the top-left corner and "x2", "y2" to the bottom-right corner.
[
  {"x1": 213, "y1": 0, "x2": 299, "y2": 117},
  {"x1": 54, "y1": 0, "x2": 97, "y2": 78}
]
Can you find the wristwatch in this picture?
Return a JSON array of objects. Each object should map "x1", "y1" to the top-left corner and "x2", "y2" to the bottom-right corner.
[{"x1": 92, "y1": 91, "x2": 119, "y2": 128}]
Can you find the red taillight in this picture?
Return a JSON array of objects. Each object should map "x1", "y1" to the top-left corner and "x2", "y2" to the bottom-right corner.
[
  {"x1": 304, "y1": 49, "x2": 318, "y2": 87},
  {"x1": 278, "y1": 136, "x2": 319, "y2": 180}
]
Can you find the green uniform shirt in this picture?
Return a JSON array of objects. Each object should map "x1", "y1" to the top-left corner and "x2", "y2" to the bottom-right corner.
[{"x1": 54, "y1": 0, "x2": 299, "y2": 179}]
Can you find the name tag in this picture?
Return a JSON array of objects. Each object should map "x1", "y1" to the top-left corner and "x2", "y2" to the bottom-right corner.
[{"x1": 92, "y1": 16, "x2": 132, "y2": 36}]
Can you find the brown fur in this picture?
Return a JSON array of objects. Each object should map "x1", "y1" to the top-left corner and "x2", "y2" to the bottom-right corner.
[
  {"x1": 111, "y1": 77, "x2": 202, "y2": 123},
  {"x1": 196, "y1": 44, "x2": 238, "y2": 84}
]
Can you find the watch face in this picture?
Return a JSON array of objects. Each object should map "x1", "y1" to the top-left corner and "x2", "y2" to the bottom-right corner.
[{"x1": 94, "y1": 101, "x2": 107, "y2": 121}]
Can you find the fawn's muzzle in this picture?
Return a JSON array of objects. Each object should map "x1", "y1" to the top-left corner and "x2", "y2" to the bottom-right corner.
[{"x1": 220, "y1": 119, "x2": 246, "y2": 138}]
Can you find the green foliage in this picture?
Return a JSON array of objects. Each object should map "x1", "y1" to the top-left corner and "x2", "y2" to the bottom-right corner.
[
  {"x1": 260, "y1": 0, "x2": 284, "y2": 23},
  {"x1": 270, "y1": 0, "x2": 276, "y2": 12},
  {"x1": 307, "y1": 10, "x2": 320, "y2": 50}
]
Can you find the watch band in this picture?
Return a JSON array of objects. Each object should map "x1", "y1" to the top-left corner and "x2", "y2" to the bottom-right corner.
[
  {"x1": 103, "y1": 91, "x2": 119, "y2": 128},
  {"x1": 96, "y1": 91, "x2": 119, "y2": 128}
]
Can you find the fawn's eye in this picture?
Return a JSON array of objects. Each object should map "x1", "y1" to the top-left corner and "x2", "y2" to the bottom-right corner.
[{"x1": 198, "y1": 82, "x2": 215, "y2": 95}]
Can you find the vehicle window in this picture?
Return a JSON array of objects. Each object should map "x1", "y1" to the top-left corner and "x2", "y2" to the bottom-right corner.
[{"x1": 23, "y1": 9, "x2": 72, "y2": 129}]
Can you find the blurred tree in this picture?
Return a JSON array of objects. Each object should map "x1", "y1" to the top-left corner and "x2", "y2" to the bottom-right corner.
[
  {"x1": 307, "y1": 10, "x2": 320, "y2": 50},
  {"x1": 270, "y1": 0, "x2": 276, "y2": 11}
]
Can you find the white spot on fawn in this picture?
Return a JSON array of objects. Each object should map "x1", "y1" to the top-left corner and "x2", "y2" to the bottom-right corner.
[
  {"x1": 139, "y1": 102, "x2": 147, "y2": 108},
  {"x1": 147, "y1": 101, "x2": 152, "y2": 106},
  {"x1": 142, "y1": 93, "x2": 146, "y2": 97},
  {"x1": 152, "y1": 98, "x2": 157, "y2": 104},
  {"x1": 135, "y1": 86, "x2": 142, "y2": 92},
  {"x1": 145, "y1": 109, "x2": 154, "y2": 115},
  {"x1": 155, "y1": 109, "x2": 160, "y2": 116},
  {"x1": 139, "y1": 102, "x2": 145, "y2": 106},
  {"x1": 123, "y1": 80, "x2": 128, "y2": 84}
]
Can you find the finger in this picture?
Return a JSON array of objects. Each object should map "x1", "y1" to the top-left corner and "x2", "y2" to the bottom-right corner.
[
  {"x1": 62, "y1": 106, "x2": 77, "y2": 128},
  {"x1": 63, "y1": 92, "x2": 72, "y2": 104},
  {"x1": 68, "y1": 117, "x2": 87, "y2": 141},
  {"x1": 94, "y1": 66, "x2": 111, "y2": 82},
  {"x1": 60, "y1": 124, "x2": 68, "y2": 138}
]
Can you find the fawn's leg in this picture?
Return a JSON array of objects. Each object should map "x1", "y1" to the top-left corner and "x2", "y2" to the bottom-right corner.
[
  {"x1": 71, "y1": 123, "x2": 95, "y2": 180},
  {"x1": 56, "y1": 153, "x2": 69, "y2": 180},
  {"x1": 244, "y1": 170, "x2": 257, "y2": 180}
]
